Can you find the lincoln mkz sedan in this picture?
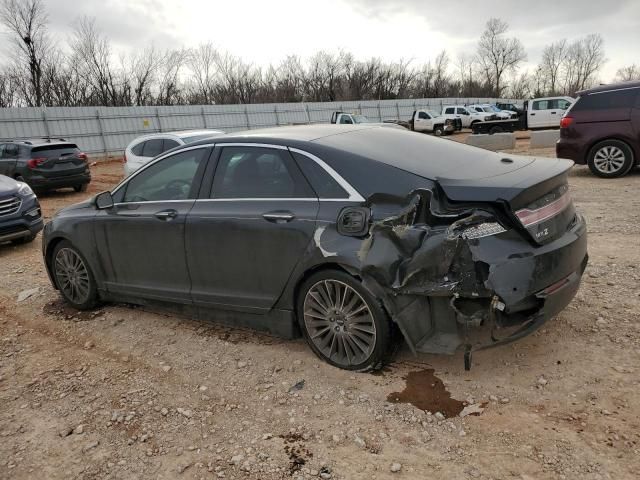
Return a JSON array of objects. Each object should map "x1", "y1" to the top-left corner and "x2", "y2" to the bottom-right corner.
[{"x1": 43, "y1": 125, "x2": 588, "y2": 370}]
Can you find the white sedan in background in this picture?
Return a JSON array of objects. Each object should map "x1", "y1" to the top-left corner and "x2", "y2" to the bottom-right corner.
[{"x1": 124, "y1": 129, "x2": 224, "y2": 177}]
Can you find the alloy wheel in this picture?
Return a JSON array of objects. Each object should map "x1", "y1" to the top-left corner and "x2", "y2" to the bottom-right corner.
[
  {"x1": 303, "y1": 279, "x2": 376, "y2": 367},
  {"x1": 593, "y1": 146, "x2": 626, "y2": 174},
  {"x1": 54, "y1": 248, "x2": 91, "y2": 305}
]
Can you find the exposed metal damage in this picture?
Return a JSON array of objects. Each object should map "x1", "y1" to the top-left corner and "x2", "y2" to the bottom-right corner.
[{"x1": 314, "y1": 186, "x2": 588, "y2": 369}]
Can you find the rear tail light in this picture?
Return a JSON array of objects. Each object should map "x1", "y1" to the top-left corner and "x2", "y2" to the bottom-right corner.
[
  {"x1": 515, "y1": 191, "x2": 572, "y2": 227},
  {"x1": 560, "y1": 116, "x2": 574, "y2": 129},
  {"x1": 78, "y1": 152, "x2": 88, "y2": 161},
  {"x1": 27, "y1": 157, "x2": 46, "y2": 169}
]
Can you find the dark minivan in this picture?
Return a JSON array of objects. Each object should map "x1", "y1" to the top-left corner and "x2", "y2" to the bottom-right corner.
[
  {"x1": 556, "y1": 81, "x2": 640, "y2": 178},
  {"x1": 0, "y1": 139, "x2": 91, "y2": 191}
]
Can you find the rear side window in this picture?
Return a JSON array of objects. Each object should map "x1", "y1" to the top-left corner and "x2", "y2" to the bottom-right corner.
[
  {"x1": 163, "y1": 139, "x2": 180, "y2": 151},
  {"x1": 131, "y1": 142, "x2": 145, "y2": 156},
  {"x1": 31, "y1": 144, "x2": 80, "y2": 159},
  {"x1": 292, "y1": 151, "x2": 349, "y2": 199},
  {"x1": 572, "y1": 89, "x2": 639, "y2": 111},
  {"x1": 142, "y1": 139, "x2": 164, "y2": 157},
  {"x1": 212, "y1": 147, "x2": 314, "y2": 199}
]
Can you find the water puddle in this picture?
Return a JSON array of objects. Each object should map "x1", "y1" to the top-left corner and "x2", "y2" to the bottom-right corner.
[{"x1": 387, "y1": 368, "x2": 465, "y2": 418}]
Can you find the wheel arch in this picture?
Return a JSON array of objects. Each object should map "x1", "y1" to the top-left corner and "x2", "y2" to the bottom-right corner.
[
  {"x1": 44, "y1": 235, "x2": 70, "y2": 289},
  {"x1": 291, "y1": 262, "x2": 360, "y2": 314}
]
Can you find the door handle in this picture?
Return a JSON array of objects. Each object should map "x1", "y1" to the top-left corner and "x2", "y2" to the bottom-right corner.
[
  {"x1": 262, "y1": 211, "x2": 295, "y2": 223},
  {"x1": 154, "y1": 209, "x2": 178, "y2": 221},
  {"x1": 551, "y1": 111, "x2": 557, "y2": 114},
  {"x1": 530, "y1": 113, "x2": 536, "y2": 116}
]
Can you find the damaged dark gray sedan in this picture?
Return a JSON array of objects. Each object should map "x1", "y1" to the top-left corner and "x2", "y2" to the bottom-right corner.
[{"x1": 42, "y1": 125, "x2": 588, "y2": 370}]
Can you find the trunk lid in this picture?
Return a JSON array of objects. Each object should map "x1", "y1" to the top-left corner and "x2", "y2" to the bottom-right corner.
[{"x1": 437, "y1": 157, "x2": 576, "y2": 245}]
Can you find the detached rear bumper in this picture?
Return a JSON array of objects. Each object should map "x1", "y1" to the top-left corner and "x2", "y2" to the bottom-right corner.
[{"x1": 404, "y1": 214, "x2": 588, "y2": 357}]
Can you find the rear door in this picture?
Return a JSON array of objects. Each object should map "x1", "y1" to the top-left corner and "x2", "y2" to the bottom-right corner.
[
  {"x1": 94, "y1": 147, "x2": 211, "y2": 302},
  {"x1": 185, "y1": 144, "x2": 319, "y2": 310},
  {"x1": 29, "y1": 143, "x2": 87, "y2": 179}
]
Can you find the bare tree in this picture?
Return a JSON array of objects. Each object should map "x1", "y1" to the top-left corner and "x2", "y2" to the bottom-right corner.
[
  {"x1": 562, "y1": 34, "x2": 605, "y2": 94},
  {"x1": 476, "y1": 18, "x2": 526, "y2": 97},
  {"x1": 156, "y1": 49, "x2": 186, "y2": 105},
  {"x1": 432, "y1": 50, "x2": 450, "y2": 97},
  {"x1": 0, "y1": 68, "x2": 18, "y2": 106},
  {"x1": 615, "y1": 64, "x2": 640, "y2": 82},
  {"x1": 539, "y1": 40, "x2": 567, "y2": 95},
  {"x1": 186, "y1": 42, "x2": 217, "y2": 104},
  {"x1": 128, "y1": 46, "x2": 163, "y2": 106},
  {"x1": 0, "y1": 0, "x2": 51, "y2": 106}
]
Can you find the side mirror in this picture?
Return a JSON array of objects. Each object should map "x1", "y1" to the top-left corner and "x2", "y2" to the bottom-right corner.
[{"x1": 94, "y1": 191, "x2": 114, "y2": 209}]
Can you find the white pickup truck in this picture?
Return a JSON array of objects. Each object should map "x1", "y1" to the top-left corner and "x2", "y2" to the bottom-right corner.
[
  {"x1": 409, "y1": 110, "x2": 459, "y2": 136},
  {"x1": 330, "y1": 112, "x2": 377, "y2": 124},
  {"x1": 441, "y1": 105, "x2": 493, "y2": 128}
]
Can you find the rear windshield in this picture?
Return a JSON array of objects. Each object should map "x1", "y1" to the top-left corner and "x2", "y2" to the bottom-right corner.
[
  {"x1": 31, "y1": 144, "x2": 80, "y2": 158},
  {"x1": 572, "y1": 88, "x2": 639, "y2": 111}
]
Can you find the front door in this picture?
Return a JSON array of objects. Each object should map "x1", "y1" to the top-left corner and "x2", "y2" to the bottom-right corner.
[
  {"x1": 0, "y1": 143, "x2": 18, "y2": 177},
  {"x1": 186, "y1": 145, "x2": 319, "y2": 311},
  {"x1": 94, "y1": 147, "x2": 211, "y2": 302}
]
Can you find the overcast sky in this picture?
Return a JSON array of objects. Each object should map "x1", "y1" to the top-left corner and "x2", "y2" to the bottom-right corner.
[{"x1": 39, "y1": 0, "x2": 640, "y2": 80}]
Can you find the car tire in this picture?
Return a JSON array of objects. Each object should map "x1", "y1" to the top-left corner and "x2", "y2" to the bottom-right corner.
[
  {"x1": 433, "y1": 125, "x2": 444, "y2": 137},
  {"x1": 587, "y1": 140, "x2": 635, "y2": 178},
  {"x1": 51, "y1": 240, "x2": 99, "y2": 310},
  {"x1": 296, "y1": 269, "x2": 394, "y2": 372},
  {"x1": 74, "y1": 184, "x2": 88, "y2": 193}
]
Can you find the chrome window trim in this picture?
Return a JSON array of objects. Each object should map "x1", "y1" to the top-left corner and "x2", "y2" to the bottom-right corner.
[
  {"x1": 112, "y1": 142, "x2": 365, "y2": 204},
  {"x1": 111, "y1": 144, "x2": 216, "y2": 197},
  {"x1": 288, "y1": 147, "x2": 365, "y2": 202}
]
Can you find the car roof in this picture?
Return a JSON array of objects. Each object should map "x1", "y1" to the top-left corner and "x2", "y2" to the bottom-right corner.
[
  {"x1": 191, "y1": 125, "x2": 517, "y2": 182},
  {"x1": 127, "y1": 130, "x2": 224, "y2": 145},
  {"x1": 5, "y1": 138, "x2": 75, "y2": 147},
  {"x1": 576, "y1": 80, "x2": 640, "y2": 96}
]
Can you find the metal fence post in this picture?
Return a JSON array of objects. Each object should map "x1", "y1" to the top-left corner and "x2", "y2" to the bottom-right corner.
[
  {"x1": 42, "y1": 109, "x2": 51, "y2": 139},
  {"x1": 304, "y1": 104, "x2": 311, "y2": 124},
  {"x1": 395, "y1": 101, "x2": 400, "y2": 120},
  {"x1": 156, "y1": 107, "x2": 163, "y2": 132},
  {"x1": 201, "y1": 107, "x2": 207, "y2": 128},
  {"x1": 274, "y1": 105, "x2": 280, "y2": 126},
  {"x1": 377, "y1": 103, "x2": 382, "y2": 121},
  {"x1": 244, "y1": 106, "x2": 250, "y2": 129},
  {"x1": 95, "y1": 109, "x2": 107, "y2": 156}
]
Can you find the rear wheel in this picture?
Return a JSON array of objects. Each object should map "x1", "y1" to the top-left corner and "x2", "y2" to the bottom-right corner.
[
  {"x1": 74, "y1": 184, "x2": 88, "y2": 193},
  {"x1": 297, "y1": 270, "x2": 393, "y2": 371},
  {"x1": 587, "y1": 140, "x2": 634, "y2": 178},
  {"x1": 51, "y1": 240, "x2": 98, "y2": 310}
]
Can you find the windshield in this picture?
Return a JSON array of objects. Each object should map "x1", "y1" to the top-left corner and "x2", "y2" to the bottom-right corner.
[
  {"x1": 468, "y1": 107, "x2": 482, "y2": 113},
  {"x1": 481, "y1": 106, "x2": 493, "y2": 113},
  {"x1": 353, "y1": 115, "x2": 373, "y2": 124},
  {"x1": 488, "y1": 105, "x2": 502, "y2": 112},
  {"x1": 427, "y1": 110, "x2": 441, "y2": 118}
]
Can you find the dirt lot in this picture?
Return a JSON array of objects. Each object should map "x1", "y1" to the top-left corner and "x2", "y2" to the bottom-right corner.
[{"x1": 1, "y1": 138, "x2": 639, "y2": 480}]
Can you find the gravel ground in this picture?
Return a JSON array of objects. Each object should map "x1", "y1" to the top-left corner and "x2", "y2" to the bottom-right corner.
[{"x1": 1, "y1": 136, "x2": 639, "y2": 480}]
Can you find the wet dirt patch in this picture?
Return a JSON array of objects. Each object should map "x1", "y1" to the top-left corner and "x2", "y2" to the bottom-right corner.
[
  {"x1": 387, "y1": 369, "x2": 465, "y2": 418},
  {"x1": 43, "y1": 299, "x2": 104, "y2": 321},
  {"x1": 280, "y1": 432, "x2": 313, "y2": 474}
]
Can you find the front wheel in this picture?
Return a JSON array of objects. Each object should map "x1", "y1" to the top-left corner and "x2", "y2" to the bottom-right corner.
[
  {"x1": 297, "y1": 270, "x2": 394, "y2": 371},
  {"x1": 51, "y1": 240, "x2": 98, "y2": 310},
  {"x1": 74, "y1": 184, "x2": 88, "y2": 193},
  {"x1": 587, "y1": 140, "x2": 634, "y2": 178},
  {"x1": 433, "y1": 125, "x2": 444, "y2": 136}
]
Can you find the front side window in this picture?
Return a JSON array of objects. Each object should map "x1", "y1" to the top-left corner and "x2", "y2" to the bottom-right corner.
[
  {"x1": 418, "y1": 111, "x2": 429, "y2": 119},
  {"x1": 122, "y1": 148, "x2": 207, "y2": 202},
  {"x1": 444, "y1": 107, "x2": 454, "y2": 114},
  {"x1": 212, "y1": 147, "x2": 314, "y2": 199},
  {"x1": 142, "y1": 138, "x2": 164, "y2": 157},
  {"x1": 2, "y1": 143, "x2": 18, "y2": 158},
  {"x1": 339, "y1": 116, "x2": 353, "y2": 124},
  {"x1": 532, "y1": 100, "x2": 549, "y2": 111}
]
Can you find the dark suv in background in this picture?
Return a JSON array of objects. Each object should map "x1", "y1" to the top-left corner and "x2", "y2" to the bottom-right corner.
[
  {"x1": 556, "y1": 81, "x2": 640, "y2": 178},
  {"x1": 0, "y1": 139, "x2": 91, "y2": 191},
  {"x1": 0, "y1": 174, "x2": 43, "y2": 245}
]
